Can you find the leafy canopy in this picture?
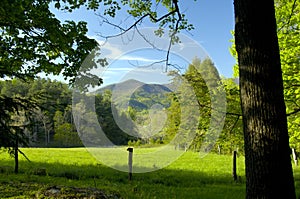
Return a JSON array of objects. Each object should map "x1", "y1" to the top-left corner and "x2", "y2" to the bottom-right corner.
[
  {"x1": 0, "y1": 0, "x2": 113, "y2": 86},
  {"x1": 230, "y1": 0, "x2": 300, "y2": 150}
]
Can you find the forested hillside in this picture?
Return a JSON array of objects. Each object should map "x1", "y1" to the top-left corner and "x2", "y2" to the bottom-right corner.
[{"x1": 0, "y1": 57, "x2": 245, "y2": 154}]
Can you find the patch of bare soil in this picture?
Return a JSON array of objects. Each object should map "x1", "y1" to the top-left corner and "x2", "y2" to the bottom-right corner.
[{"x1": 36, "y1": 186, "x2": 121, "y2": 199}]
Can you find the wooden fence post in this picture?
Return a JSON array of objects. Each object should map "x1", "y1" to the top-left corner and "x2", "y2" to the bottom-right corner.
[
  {"x1": 232, "y1": 150, "x2": 237, "y2": 182},
  {"x1": 292, "y1": 148, "x2": 298, "y2": 166},
  {"x1": 14, "y1": 129, "x2": 19, "y2": 174},
  {"x1": 127, "y1": 147, "x2": 133, "y2": 181}
]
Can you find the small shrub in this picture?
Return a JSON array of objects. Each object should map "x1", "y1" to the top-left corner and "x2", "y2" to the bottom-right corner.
[
  {"x1": 33, "y1": 168, "x2": 47, "y2": 176},
  {"x1": 134, "y1": 139, "x2": 141, "y2": 147}
]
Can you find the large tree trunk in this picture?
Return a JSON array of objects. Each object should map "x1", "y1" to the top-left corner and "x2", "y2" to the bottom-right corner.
[{"x1": 234, "y1": 0, "x2": 296, "y2": 198}]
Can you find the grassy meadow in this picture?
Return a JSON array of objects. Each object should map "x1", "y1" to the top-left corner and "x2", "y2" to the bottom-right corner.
[{"x1": 0, "y1": 148, "x2": 299, "y2": 198}]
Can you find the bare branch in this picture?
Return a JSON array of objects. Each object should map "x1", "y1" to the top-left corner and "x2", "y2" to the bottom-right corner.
[
  {"x1": 96, "y1": 13, "x2": 149, "y2": 39},
  {"x1": 228, "y1": 115, "x2": 241, "y2": 135},
  {"x1": 165, "y1": 35, "x2": 173, "y2": 72},
  {"x1": 127, "y1": 59, "x2": 183, "y2": 73},
  {"x1": 163, "y1": 0, "x2": 184, "y2": 71},
  {"x1": 18, "y1": 149, "x2": 31, "y2": 162},
  {"x1": 96, "y1": 2, "x2": 178, "y2": 40},
  {"x1": 195, "y1": 99, "x2": 242, "y2": 117},
  {"x1": 135, "y1": 27, "x2": 163, "y2": 51},
  {"x1": 128, "y1": 59, "x2": 167, "y2": 68},
  {"x1": 96, "y1": 0, "x2": 184, "y2": 72},
  {"x1": 148, "y1": 9, "x2": 177, "y2": 23}
]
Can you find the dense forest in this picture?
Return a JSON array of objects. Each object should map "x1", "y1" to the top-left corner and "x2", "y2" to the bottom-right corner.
[
  {"x1": 0, "y1": 57, "x2": 244, "y2": 154},
  {"x1": 1, "y1": 55, "x2": 299, "y2": 157},
  {"x1": 0, "y1": 77, "x2": 136, "y2": 147}
]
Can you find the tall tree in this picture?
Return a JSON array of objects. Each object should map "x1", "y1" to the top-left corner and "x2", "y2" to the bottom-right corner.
[
  {"x1": 0, "y1": 0, "x2": 108, "y2": 152},
  {"x1": 234, "y1": 0, "x2": 295, "y2": 198},
  {"x1": 82, "y1": 0, "x2": 296, "y2": 196}
]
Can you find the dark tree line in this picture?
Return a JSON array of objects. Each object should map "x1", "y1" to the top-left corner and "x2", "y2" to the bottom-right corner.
[{"x1": 0, "y1": 78, "x2": 136, "y2": 147}]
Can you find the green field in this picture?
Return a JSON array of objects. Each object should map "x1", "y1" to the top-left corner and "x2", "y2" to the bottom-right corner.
[{"x1": 0, "y1": 148, "x2": 299, "y2": 198}]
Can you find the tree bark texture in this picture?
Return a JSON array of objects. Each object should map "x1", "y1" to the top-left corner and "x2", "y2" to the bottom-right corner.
[{"x1": 234, "y1": 0, "x2": 296, "y2": 198}]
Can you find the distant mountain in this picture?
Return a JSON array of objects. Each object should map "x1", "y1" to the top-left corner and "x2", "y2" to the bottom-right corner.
[
  {"x1": 95, "y1": 79, "x2": 172, "y2": 110},
  {"x1": 96, "y1": 79, "x2": 144, "y2": 95}
]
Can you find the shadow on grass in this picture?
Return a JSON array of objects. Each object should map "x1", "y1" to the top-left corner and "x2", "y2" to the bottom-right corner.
[{"x1": 0, "y1": 159, "x2": 246, "y2": 199}]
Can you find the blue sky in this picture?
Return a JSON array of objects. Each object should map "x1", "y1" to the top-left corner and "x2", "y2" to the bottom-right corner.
[
  {"x1": 49, "y1": 0, "x2": 236, "y2": 87},
  {"x1": 185, "y1": 0, "x2": 235, "y2": 76}
]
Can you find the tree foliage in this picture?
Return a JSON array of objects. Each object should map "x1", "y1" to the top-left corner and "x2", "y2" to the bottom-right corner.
[
  {"x1": 276, "y1": 0, "x2": 300, "y2": 151},
  {"x1": 0, "y1": 0, "x2": 108, "y2": 152},
  {"x1": 0, "y1": 95, "x2": 36, "y2": 155},
  {"x1": 161, "y1": 57, "x2": 242, "y2": 153},
  {"x1": 230, "y1": 0, "x2": 300, "y2": 152},
  {"x1": 0, "y1": 0, "x2": 104, "y2": 84}
]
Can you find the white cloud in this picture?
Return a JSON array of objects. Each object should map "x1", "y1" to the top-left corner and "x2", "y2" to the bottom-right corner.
[
  {"x1": 88, "y1": 35, "x2": 163, "y2": 64},
  {"x1": 108, "y1": 67, "x2": 133, "y2": 71},
  {"x1": 88, "y1": 35, "x2": 124, "y2": 60},
  {"x1": 101, "y1": 43, "x2": 123, "y2": 60},
  {"x1": 118, "y1": 55, "x2": 161, "y2": 63}
]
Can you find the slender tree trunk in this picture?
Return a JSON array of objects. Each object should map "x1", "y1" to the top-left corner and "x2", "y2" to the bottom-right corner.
[
  {"x1": 234, "y1": 0, "x2": 295, "y2": 198},
  {"x1": 232, "y1": 150, "x2": 237, "y2": 182}
]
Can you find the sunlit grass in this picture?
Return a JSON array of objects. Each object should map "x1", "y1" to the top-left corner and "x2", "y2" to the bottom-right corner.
[{"x1": 0, "y1": 147, "x2": 298, "y2": 198}]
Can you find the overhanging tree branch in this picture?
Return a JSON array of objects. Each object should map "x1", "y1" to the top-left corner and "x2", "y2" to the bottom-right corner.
[{"x1": 96, "y1": 0, "x2": 185, "y2": 71}]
